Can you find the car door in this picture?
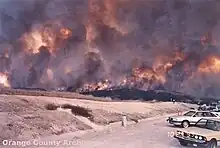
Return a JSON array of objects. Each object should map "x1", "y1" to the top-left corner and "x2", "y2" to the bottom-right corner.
[{"x1": 189, "y1": 112, "x2": 204, "y2": 125}]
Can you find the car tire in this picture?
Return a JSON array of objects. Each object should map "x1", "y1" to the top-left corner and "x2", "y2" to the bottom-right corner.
[
  {"x1": 207, "y1": 139, "x2": 217, "y2": 148},
  {"x1": 181, "y1": 120, "x2": 189, "y2": 128},
  {"x1": 179, "y1": 140, "x2": 188, "y2": 146}
]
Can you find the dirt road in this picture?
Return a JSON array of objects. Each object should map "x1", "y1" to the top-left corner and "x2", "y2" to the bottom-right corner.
[
  {"x1": 71, "y1": 116, "x2": 184, "y2": 148},
  {"x1": 39, "y1": 115, "x2": 190, "y2": 148}
]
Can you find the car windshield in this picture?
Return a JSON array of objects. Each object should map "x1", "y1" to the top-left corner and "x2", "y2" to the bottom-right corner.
[
  {"x1": 195, "y1": 119, "x2": 220, "y2": 131},
  {"x1": 183, "y1": 111, "x2": 196, "y2": 116}
]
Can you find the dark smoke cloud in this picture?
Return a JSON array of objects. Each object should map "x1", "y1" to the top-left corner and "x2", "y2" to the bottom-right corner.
[{"x1": 1, "y1": 0, "x2": 220, "y2": 97}]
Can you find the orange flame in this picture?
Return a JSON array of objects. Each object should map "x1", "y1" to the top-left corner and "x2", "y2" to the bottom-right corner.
[
  {"x1": 97, "y1": 80, "x2": 109, "y2": 90},
  {"x1": 198, "y1": 56, "x2": 220, "y2": 73},
  {"x1": 60, "y1": 28, "x2": 72, "y2": 39},
  {"x1": 86, "y1": 0, "x2": 128, "y2": 50},
  {"x1": 78, "y1": 49, "x2": 188, "y2": 91},
  {"x1": 0, "y1": 73, "x2": 10, "y2": 87},
  {"x1": 21, "y1": 24, "x2": 72, "y2": 54},
  {"x1": 132, "y1": 67, "x2": 166, "y2": 83},
  {"x1": 22, "y1": 29, "x2": 46, "y2": 54},
  {"x1": 80, "y1": 79, "x2": 111, "y2": 92}
]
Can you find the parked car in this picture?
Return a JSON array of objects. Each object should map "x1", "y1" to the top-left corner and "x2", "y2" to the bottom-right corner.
[
  {"x1": 167, "y1": 110, "x2": 219, "y2": 128},
  {"x1": 174, "y1": 118, "x2": 220, "y2": 147}
]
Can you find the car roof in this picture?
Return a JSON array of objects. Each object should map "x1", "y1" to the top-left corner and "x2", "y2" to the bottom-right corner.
[{"x1": 200, "y1": 118, "x2": 220, "y2": 122}]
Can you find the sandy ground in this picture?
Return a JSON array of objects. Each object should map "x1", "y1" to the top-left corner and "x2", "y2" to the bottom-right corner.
[
  {"x1": 45, "y1": 115, "x2": 185, "y2": 148},
  {"x1": 0, "y1": 94, "x2": 195, "y2": 146}
]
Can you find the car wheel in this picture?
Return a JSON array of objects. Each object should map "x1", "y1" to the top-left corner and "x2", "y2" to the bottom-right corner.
[
  {"x1": 181, "y1": 121, "x2": 189, "y2": 128},
  {"x1": 207, "y1": 139, "x2": 217, "y2": 148},
  {"x1": 179, "y1": 140, "x2": 188, "y2": 146}
]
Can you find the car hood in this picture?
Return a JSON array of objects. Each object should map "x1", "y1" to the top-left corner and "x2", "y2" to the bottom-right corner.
[
  {"x1": 179, "y1": 127, "x2": 217, "y2": 136},
  {"x1": 169, "y1": 115, "x2": 187, "y2": 120}
]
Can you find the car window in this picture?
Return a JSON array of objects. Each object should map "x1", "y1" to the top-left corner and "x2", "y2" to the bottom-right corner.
[
  {"x1": 203, "y1": 112, "x2": 216, "y2": 117},
  {"x1": 194, "y1": 112, "x2": 203, "y2": 117},
  {"x1": 202, "y1": 120, "x2": 220, "y2": 131},
  {"x1": 206, "y1": 120, "x2": 216, "y2": 130},
  {"x1": 214, "y1": 121, "x2": 220, "y2": 131},
  {"x1": 183, "y1": 111, "x2": 196, "y2": 116},
  {"x1": 196, "y1": 119, "x2": 220, "y2": 131}
]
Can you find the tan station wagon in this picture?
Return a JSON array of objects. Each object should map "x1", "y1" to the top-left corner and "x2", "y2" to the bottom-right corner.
[{"x1": 174, "y1": 118, "x2": 220, "y2": 148}]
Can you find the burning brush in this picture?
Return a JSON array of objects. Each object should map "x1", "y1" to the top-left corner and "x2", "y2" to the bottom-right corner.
[
  {"x1": 0, "y1": 0, "x2": 220, "y2": 98},
  {"x1": 0, "y1": 73, "x2": 10, "y2": 88}
]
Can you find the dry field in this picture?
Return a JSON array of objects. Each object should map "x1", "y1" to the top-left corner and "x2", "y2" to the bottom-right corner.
[{"x1": 0, "y1": 89, "x2": 193, "y2": 141}]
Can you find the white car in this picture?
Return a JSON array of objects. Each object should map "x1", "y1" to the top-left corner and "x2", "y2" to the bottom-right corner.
[
  {"x1": 174, "y1": 118, "x2": 220, "y2": 147},
  {"x1": 167, "y1": 110, "x2": 220, "y2": 128}
]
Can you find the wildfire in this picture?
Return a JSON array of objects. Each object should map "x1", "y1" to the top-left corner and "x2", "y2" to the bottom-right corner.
[
  {"x1": 0, "y1": 73, "x2": 10, "y2": 88},
  {"x1": 79, "y1": 79, "x2": 111, "y2": 92},
  {"x1": 3, "y1": 0, "x2": 220, "y2": 97},
  {"x1": 60, "y1": 28, "x2": 72, "y2": 39},
  {"x1": 174, "y1": 50, "x2": 185, "y2": 61},
  {"x1": 85, "y1": 23, "x2": 99, "y2": 49},
  {"x1": 86, "y1": 0, "x2": 127, "y2": 49},
  {"x1": 21, "y1": 24, "x2": 73, "y2": 54},
  {"x1": 103, "y1": 0, "x2": 127, "y2": 35},
  {"x1": 41, "y1": 26, "x2": 56, "y2": 50},
  {"x1": 163, "y1": 62, "x2": 173, "y2": 70},
  {"x1": 198, "y1": 56, "x2": 220, "y2": 73},
  {"x1": 132, "y1": 67, "x2": 166, "y2": 83},
  {"x1": 22, "y1": 29, "x2": 47, "y2": 54},
  {"x1": 153, "y1": 57, "x2": 172, "y2": 72},
  {"x1": 97, "y1": 79, "x2": 110, "y2": 90},
  {"x1": 21, "y1": 25, "x2": 57, "y2": 54}
]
